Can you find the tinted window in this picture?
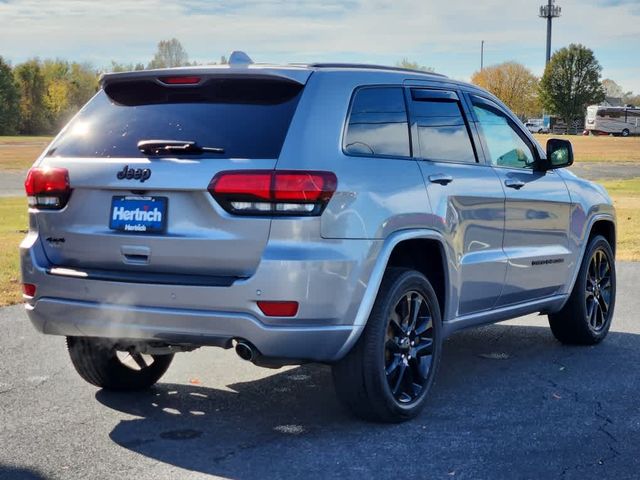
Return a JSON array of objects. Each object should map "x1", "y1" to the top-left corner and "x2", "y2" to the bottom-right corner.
[
  {"x1": 47, "y1": 78, "x2": 303, "y2": 159},
  {"x1": 472, "y1": 99, "x2": 535, "y2": 169},
  {"x1": 410, "y1": 92, "x2": 476, "y2": 163},
  {"x1": 597, "y1": 108, "x2": 625, "y2": 119},
  {"x1": 343, "y1": 87, "x2": 410, "y2": 157}
]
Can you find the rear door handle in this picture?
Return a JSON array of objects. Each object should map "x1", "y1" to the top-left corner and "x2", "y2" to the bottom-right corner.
[
  {"x1": 505, "y1": 179, "x2": 526, "y2": 190},
  {"x1": 428, "y1": 174, "x2": 454, "y2": 185}
]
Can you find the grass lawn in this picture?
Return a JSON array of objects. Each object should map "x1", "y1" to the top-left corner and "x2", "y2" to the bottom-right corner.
[
  {"x1": 0, "y1": 197, "x2": 27, "y2": 306},
  {"x1": 534, "y1": 134, "x2": 640, "y2": 163},
  {"x1": 0, "y1": 136, "x2": 52, "y2": 171},
  {"x1": 602, "y1": 177, "x2": 640, "y2": 261}
]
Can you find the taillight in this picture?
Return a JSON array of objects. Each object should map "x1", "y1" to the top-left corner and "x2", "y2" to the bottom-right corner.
[
  {"x1": 209, "y1": 170, "x2": 337, "y2": 216},
  {"x1": 24, "y1": 167, "x2": 71, "y2": 209}
]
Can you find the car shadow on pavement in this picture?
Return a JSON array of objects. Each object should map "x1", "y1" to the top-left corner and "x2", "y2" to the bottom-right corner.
[
  {"x1": 0, "y1": 465, "x2": 48, "y2": 480},
  {"x1": 96, "y1": 322, "x2": 640, "y2": 479}
]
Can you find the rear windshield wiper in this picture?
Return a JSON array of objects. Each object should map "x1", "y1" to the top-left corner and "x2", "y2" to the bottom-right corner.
[{"x1": 137, "y1": 139, "x2": 225, "y2": 156}]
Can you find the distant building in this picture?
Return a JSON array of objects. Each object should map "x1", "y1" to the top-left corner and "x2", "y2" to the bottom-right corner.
[{"x1": 602, "y1": 96, "x2": 624, "y2": 107}]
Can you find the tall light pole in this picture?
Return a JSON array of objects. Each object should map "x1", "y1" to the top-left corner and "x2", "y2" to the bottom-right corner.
[
  {"x1": 480, "y1": 40, "x2": 484, "y2": 71},
  {"x1": 539, "y1": 0, "x2": 561, "y2": 65}
]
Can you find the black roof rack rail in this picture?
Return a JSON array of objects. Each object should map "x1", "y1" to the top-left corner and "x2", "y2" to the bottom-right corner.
[{"x1": 305, "y1": 63, "x2": 447, "y2": 78}]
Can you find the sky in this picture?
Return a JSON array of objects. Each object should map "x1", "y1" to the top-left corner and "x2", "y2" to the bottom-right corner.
[{"x1": 1, "y1": 0, "x2": 639, "y2": 93}]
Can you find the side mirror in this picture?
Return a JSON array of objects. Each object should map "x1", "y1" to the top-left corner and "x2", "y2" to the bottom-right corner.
[{"x1": 545, "y1": 138, "x2": 574, "y2": 169}]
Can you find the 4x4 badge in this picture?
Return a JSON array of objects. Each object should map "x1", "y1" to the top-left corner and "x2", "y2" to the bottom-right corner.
[{"x1": 117, "y1": 165, "x2": 151, "y2": 183}]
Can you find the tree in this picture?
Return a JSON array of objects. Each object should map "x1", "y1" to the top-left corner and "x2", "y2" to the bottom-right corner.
[
  {"x1": 0, "y1": 56, "x2": 21, "y2": 135},
  {"x1": 42, "y1": 60, "x2": 71, "y2": 126},
  {"x1": 539, "y1": 44, "x2": 605, "y2": 127},
  {"x1": 14, "y1": 59, "x2": 49, "y2": 134},
  {"x1": 601, "y1": 79, "x2": 638, "y2": 105},
  {"x1": 109, "y1": 61, "x2": 145, "y2": 72},
  {"x1": 66, "y1": 62, "x2": 99, "y2": 109},
  {"x1": 148, "y1": 38, "x2": 189, "y2": 69},
  {"x1": 601, "y1": 79, "x2": 625, "y2": 99},
  {"x1": 624, "y1": 94, "x2": 640, "y2": 107},
  {"x1": 41, "y1": 60, "x2": 99, "y2": 131},
  {"x1": 396, "y1": 58, "x2": 433, "y2": 72},
  {"x1": 471, "y1": 61, "x2": 540, "y2": 118}
]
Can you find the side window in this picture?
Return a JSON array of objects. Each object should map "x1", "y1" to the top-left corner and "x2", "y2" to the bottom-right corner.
[
  {"x1": 410, "y1": 90, "x2": 476, "y2": 163},
  {"x1": 472, "y1": 98, "x2": 536, "y2": 169},
  {"x1": 343, "y1": 87, "x2": 410, "y2": 157}
]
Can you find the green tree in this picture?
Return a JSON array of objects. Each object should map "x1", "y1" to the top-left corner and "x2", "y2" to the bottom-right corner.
[
  {"x1": 396, "y1": 58, "x2": 433, "y2": 72},
  {"x1": 539, "y1": 44, "x2": 605, "y2": 126},
  {"x1": 0, "y1": 56, "x2": 21, "y2": 135},
  {"x1": 14, "y1": 59, "x2": 49, "y2": 134},
  {"x1": 41, "y1": 60, "x2": 98, "y2": 131},
  {"x1": 42, "y1": 60, "x2": 71, "y2": 126},
  {"x1": 66, "y1": 62, "x2": 99, "y2": 109},
  {"x1": 148, "y1": 38, "x2": 189, "y2": 69},
  {"x1": 471, "y1": 61, "x2": 541, "y2": 118}
]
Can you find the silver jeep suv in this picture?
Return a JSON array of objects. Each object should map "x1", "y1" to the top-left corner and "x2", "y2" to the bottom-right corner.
[{"x1": 20, "y1": 54, "x2": 616, "y2": 422}]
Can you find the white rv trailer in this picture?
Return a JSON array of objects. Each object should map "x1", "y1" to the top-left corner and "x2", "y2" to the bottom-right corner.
[{"x1": 585, "y1": 105, "x2": 640, "y2": 136}]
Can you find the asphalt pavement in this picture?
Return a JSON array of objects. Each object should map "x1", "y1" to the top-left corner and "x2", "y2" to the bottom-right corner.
[{"x1": 1, "y1": 263, "x2": 639, "y2": 480}]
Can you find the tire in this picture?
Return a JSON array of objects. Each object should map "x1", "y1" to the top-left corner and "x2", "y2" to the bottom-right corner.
[
  {"x1": 67, "y1": 337, "x2": 174, "y2": 391},
  {"x1": 622, "y1": 129, "x2": 630, "y2": 137},
  {"x1": 548, "y1": 235, "x2": 616, "y2": 345},
  {"x1": 332, "y1": 268, "x2": 442, "y2": 422}
]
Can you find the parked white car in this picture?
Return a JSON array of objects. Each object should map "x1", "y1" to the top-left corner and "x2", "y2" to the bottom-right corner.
[{"x1": 525, "y1": 121, "x2": 549, "y2": 134}]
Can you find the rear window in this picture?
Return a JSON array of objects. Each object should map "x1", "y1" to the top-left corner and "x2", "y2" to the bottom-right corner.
[
  {"x1": 47, "y1": 78, "x2": 304, "y2": 159},
  {"x1": 343, "y1": 87, "x2": 410, "y2": 157}
]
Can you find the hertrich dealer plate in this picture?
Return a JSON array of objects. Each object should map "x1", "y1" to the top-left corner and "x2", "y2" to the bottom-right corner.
[{"x1": 109, "y1": 196, "x2": 167, "y2": 233}]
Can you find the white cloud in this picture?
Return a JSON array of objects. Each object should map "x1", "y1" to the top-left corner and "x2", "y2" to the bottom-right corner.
[{"x1": 0, "y1": 0, "x2": 639, "y2": 91}]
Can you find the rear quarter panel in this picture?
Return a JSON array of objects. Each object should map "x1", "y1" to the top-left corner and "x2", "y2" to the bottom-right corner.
[{"x1": 276, "y1": 71, "x2": 439, "y2": 239}]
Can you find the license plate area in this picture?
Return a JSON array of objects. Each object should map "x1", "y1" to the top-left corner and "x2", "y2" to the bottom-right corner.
[{"x1": 109, "y1": 196, "x2": 167, "y2": 233}]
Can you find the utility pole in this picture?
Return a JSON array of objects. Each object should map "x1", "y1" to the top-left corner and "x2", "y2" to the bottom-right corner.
[
  {"x1": 480, "y1": 40, "x2": 484, "y2": 71},
  {"x1": 539, "y1": 0, "x2": 561, "y2": 65}
]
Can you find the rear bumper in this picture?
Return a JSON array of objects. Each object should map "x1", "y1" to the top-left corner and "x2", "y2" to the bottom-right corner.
[
  {"x1": 27, "y1": 298, "x2": 354, "y2": 361},
  {"x1": 21, "y1": 231, "x2": 379, "y2": 362}
]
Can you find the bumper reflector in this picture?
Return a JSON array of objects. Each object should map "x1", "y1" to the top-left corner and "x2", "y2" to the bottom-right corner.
[
  {"x1": 22, "y1": 283, "x2": 36, "y2": 297},
  {"x1": 257, "y1": 301, "x2": 299, "y2": 317}
]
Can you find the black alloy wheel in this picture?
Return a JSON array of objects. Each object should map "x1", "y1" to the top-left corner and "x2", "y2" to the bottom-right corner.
[
  {"x1": 585, "y1": 248, "x2": 613, "y2": 333},
  {"x1": 385, "y1": 290, "x2": 435, "y2": 404}
]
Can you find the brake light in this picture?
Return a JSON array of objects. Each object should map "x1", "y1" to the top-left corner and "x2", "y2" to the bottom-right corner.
[
  {"x1": 257, "y1": 301, "x2": 299, "y2": 317},
  {"x1": 159, "y1": 76, "x2": 201, "y2": 85},
  {"x1": 24, "y1": 167, "x2": 71, "y2": 209},
  {"x1": 209, "y1": 170, "x2": 337, "y2": 216}
]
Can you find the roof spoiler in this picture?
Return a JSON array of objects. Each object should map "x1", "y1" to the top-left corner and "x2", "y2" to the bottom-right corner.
[{"x1": 100, "y1": 65, "x2": 311, "y2": 89}]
